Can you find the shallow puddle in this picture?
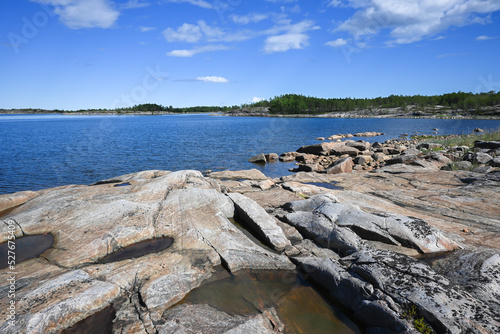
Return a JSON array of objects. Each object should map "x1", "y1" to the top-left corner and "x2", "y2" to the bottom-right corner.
[
  {"x1": 181, "y1": 270, "x2": 361, "y2": 334},
  {"x1": 98, "y1": 237, "x2": 174, "y2": 264},
  {"x1": 414, "y1": 251, "x2": 456, "y2": 268},
  {"x1": 0, "y1": 234, "x2": 54, "y2": 269},
  {"x1": 113, "y1": 182, "x2": 131, "y2": 187},
  {"x1": 61, "y1": 305, "x2": 115, "y2": 334},
  {"x1": 306, "y1": 182, "x2": 343, "y2": 190}
]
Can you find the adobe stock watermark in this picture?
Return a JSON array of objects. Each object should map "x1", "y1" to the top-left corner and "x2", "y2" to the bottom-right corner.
[
  {"x1": 213, "y1": 0, "x2": 243, "y2": 24},
  {"x1": 4, "y1": 219, "x2": 18, "y2": 328},
  {"x1": 6, "y1": 3, "x2": 57, "y2": 54},
  {"x1": 110, "y1": 65, "x2": 169, "y2": 109},
  {"x1": 475, "y1": 74, "x2": 500, "y2": 93}
]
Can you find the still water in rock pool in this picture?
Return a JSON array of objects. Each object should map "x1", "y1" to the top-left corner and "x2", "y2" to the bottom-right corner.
[{"x1": 179, "y1": 269, "x2": 361, "y2": 334}]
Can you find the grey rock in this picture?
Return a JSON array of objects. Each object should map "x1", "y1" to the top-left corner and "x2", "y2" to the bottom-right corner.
[
  {"x1": 158, "y1": 304, "x2": 280, "y2": 334},
  {"x1": 283, "y1": 211, "x2": 362, "y2": 254},
  {"x1": 454, "y1": 160, "x2": 472, "y2": 170},
  {"x1": 346, "y1": 140, "x2": 371, "y2": 151},
  {"x1": 431, "y1": 250, "x2": 500, "y2": 316},
  {"x1": 249, "y1": 153, "x2": 267, "y2": 164},
  {"x1": 330, "y1": 145, "x2": 360, "y2": 157},
  {"x1": 491, "y1": 157, "x2": 500, "y2": 167},
  {"x1": 475, "y1": 152, "x2": 493, "y2": 164},
  {"x1": 343, "y1": 249, "x2": 500, "y2": 334},
  {"x1": 297, "y1": 142, "x2": 335, "y2": 155},
  {"x1": 279, "y1": 155, "x2": 295, "y2": 162},
  {"x1": 385, "y1": 154, "x2": 418, "y2": 165},
  {"x1": 227, "y1": 193, "x2": 290, "y2": 252},
  {"x1": 474, "y1": 141, "x2": 500, "y2": 149},
  {"x1": 208, "y1": 169, "x2": 268, "y2": 181},
  {"x1": 417, "y1": 143, "x2": 442, "y2": 150},
  {"x1": 471, "y1": 166, "x2": 493, "y2": 173},
  {"x1": 265, "y1": 153, "x2": 279, "y2": 161},
  {"x1": 284, "y1": 196, "x2": 458, "y2": 254},
  {"x1": 473, "y1": 128, "x2": 484, "y2": 133}
]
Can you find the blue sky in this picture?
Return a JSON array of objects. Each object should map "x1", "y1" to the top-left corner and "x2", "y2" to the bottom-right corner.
[{"x1": 1, "y1": 0, "x2": 500, "y2": 110}]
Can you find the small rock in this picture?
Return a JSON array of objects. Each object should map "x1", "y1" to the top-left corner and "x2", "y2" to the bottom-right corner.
[
  {"x1": 490, "y1": 158, "x2": 500, "y2": 167},
  {"x1": 475, "y1": 152, "x2": 493, "y2": 164},
  {"x1": 354, "y1": 155, "x2": 374, "y2": 165},
  {"x1": 474, "y1": 128, "x2": 484, "y2": 133},
  {"x1": 249, "y1": 153, "x2": 267, "y2": 164},
  {"x1": 316, "y1": 137, "x2": 325, "y2": 141},
  {"x1": 453, "y1": 161, "x2": 473, "y2": 170},
  {"x1": 265, "y1": 153, "x2": 279, "y2": 161}
]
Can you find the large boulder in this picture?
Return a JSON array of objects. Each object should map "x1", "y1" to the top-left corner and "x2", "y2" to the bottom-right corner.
[
  {"x1": 227, "y1": 193, "x2": 291, "y2": 252},
  {"x1": 296, "y1": 142, "x2": 335, "y2": 155},
  {"x1": 325, "y1": 157, "x2": 354, "y2": 174}
]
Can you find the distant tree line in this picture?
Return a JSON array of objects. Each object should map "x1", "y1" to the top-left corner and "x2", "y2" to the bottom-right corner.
[
  {"x1": 118, "y1": 103, "x2": 239, "y2": 113},
  {"x1": 253, "y1": 91, "x2": 500, "y2": 115}
]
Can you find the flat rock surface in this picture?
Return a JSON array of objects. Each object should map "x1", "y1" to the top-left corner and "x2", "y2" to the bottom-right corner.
[{"x1": 0, "y1": 170, "x2": 293, "y2": 333}]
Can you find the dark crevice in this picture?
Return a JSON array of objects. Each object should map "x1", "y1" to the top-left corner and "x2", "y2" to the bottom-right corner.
[
  {"x1": 98, "y1": 237, "x2": 174, "y2": 264},
  {"x1": 228, "y1": 218, "x2": 276, "y2": 254}
]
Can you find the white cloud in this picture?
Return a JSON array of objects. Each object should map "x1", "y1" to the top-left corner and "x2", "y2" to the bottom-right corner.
[
  {"x1": 163, "y1": 23, "x2": 202, "y2": 43},
  {"x1": 119, "y1": 0, "x2": 150, "y2": 9},
  {"x1": 325, "y1": 38, "x2": 348, "y2": 47},
  {"x1": 32, "y1": 0, "x2": 119, "y2": 29},
  {"x1": 167, "y1": 44, "x2": 229, "y2": 57},
  {"x1": 263, "y1": 20, "x2": 317, "y2": 53},
  {"x1": 139, "y1": 26, "x2": 156, "y2": 32},
  {"x1": 264, "y1": 33, "x2": 309, "y2": 53},
  {"x1": 476, "y1": 35, "x2": 496, "y2": 40},
  {"x1": 250, "y1": 97, "x2": 265, "y2": 103},
  {"x1": 163, "y1": 19, "x2": 318, "y2": 54},
  {"x1": 196, "y1": 76, "x2": 229, "y2": 83},
  {"x1": 163, "y1": 20, "x2": 255, "y2": 43},
  {"x1": 231, "y1": 13, "x2": 269, "y2": 25},
  {"x1": 336, "y1": 0, "x2": 500, "y2": 44},
  {"x1": 166, "y1": 0, "x2": 212, "y2": 9}
]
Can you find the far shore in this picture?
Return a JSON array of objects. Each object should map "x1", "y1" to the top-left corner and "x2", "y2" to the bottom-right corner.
[{"x1": 1, "y1": 109, "x2": 500, "y2": 119}]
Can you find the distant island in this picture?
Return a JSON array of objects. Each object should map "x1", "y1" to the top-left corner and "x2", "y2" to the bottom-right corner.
[{"x1": 2, "y1": 91, "x2": 500, "y2": 118}]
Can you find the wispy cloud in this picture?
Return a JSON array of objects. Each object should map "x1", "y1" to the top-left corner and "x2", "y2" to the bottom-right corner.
[
  {"x1": 476, "y1": 35, "x2": 497, "y2": 40},
  {"x1": 263, "y1": 20, "x2": 319, "y2": 53},
  {"x1": 119, "y1": 0, "x2": 150, "y2": 9},
  {"x1": 335, "y1": 0, "x2": 500, "y2": 44},
  {"x1": 325, "y1": 38, "x2": 347, "y2": 47},
  {"x1": 231, "y1": 13, "x2": 269, "y2": 25},
  {"x1": 436, "y1": 52, "x2": 468, "y2": 58},
  {"x1": 165, "y1": 0, "x2": 212, "y2": 9},
  {"x1": 167, "y1": 44, "x2": 229, "y2": 57},
  {"x1": 139, "y1": 26, "x2": 156, "y2": 32},
  {"x1": 32, "y1": 0, "x2": 119, "y2": 29},
  {"x1": 196, "y1": 76, "x2": 229, "y2": 83}
]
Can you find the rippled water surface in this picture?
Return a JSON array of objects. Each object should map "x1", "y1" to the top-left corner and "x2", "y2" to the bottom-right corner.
[{"x1": 1, "y1": 114, "x2": 499, "y2": 194}]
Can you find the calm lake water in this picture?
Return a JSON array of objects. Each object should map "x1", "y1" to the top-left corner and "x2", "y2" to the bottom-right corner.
[{"x1": 1, "y1": 114, "x2": 499, "y2": 194}]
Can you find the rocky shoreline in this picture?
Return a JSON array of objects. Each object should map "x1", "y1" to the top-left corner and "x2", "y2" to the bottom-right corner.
[{"x1": 1, "y1": 136, "x2": 499, "y2": 333}]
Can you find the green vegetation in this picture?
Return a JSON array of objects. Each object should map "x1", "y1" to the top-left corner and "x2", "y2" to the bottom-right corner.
[
  {"x1": 403, "y1": 305, "x2": 435, "y2": 334},
  {"x1": 117, "y1": 103, "x2": 240, "y2": 113},
  {"x1": 431, "y1": 128, "x2": 500, "y2": 147},
  {"x1": 249, "y1": 91, "x2": 500, "y2": 115}
]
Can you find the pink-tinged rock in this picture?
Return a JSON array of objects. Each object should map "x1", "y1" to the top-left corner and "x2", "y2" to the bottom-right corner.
[{"x1": 326, "y1": 157, "x2": 353, "y2": 174}]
